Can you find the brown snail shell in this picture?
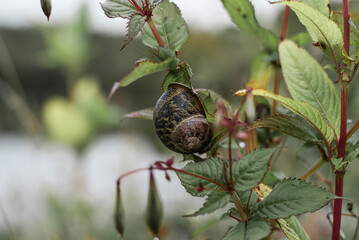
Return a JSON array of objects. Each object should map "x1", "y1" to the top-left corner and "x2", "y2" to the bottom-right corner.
[{"x1": 153, "y1": 84, "x2": 213, "y2": 154}]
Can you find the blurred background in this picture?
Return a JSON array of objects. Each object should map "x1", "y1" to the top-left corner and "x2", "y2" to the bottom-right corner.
[{"x1": 1, "y1": 0, "x2": 359, "y2": 239}]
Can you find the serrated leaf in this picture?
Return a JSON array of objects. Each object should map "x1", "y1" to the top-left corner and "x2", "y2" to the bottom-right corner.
[
  {"x1": 223, "y1": 217, "x2": 271, "y2": 240},
  {"x1": 222, "y1": 0, "x2": 278, "y2": 51},
  {"x1": 162, "y1": 63, "x2": 192, "y2": 91},
  {"x1": 276, "y1": 1, "x2": 344, "y2": 63},
  {"x1": 235, "y1": 89, "x2": 335, "y2": 143},
  {"x1": 232, "y1": 148, "x2": 278, "y2": 192},
  {"x1": 177, "y1": 158, "x2": 225, "y2": 197},
  {"x1": 185, "y1": 192, "x2": 231, "y2": 217},
  {"x1": 252, "y1": 178, "x2": 336, "y2": 219},
  {"x1": 277, "y1": 216, "x2": 310, "y2": 240},
  {"x1": 301, "y1": 0, "x2": 329, "y2": 17},
  {"x1": 249, "y1": 114, "x2": 321, "y2": 143},
  {"x1": 108, "y1": 57, "x2": 175, "y2": 99},
  {"x1": 121, "y1": 14, "x2": 147, "y2": 50},
  {"x1": 141, "y1": 0, "x2": 189, "y2": 51},
  {"x1": 246, "y1": 52, "x2": 275, "y2": 90},
  {"x1": 101, "y1": 0, "x2": 142, "y2": 19},
  {"x1": 331, "y1": 157, "x2": 345, "y2": 171},
  {"x1": 121, "y1": 108, "x2": 153, "y2": 121},
  {"x1": 279, "y1": 40, "x2": 340, "y2": 139}
]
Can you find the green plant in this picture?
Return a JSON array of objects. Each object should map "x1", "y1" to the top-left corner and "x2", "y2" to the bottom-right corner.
[{"x1": 43, "y1": 0, "x2": 359, "y2": 239}]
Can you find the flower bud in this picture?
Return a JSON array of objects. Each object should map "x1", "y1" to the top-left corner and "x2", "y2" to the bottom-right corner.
[
  {"x1": 145, "y1": 170, "x2": 163, "y2": 237},
  {"x1": 41, "y1": 0, "x2": 52, "y2": 21},
  {"x1": 114, "y1": 185, "x2": 125, "y2": 237}
]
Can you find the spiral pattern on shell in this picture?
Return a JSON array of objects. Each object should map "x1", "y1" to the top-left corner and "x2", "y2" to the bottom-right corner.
[{"x1": 153, "y1": 84, "x2": 212, "y2": 154}]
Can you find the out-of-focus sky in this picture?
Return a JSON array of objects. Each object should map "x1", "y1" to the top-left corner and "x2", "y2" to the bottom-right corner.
[{"x1": 0, "y1": 0, "x2": 283, "y2": 33}]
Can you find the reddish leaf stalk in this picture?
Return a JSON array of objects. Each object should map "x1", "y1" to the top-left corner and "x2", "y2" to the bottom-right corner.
[
  {"x1": 347, "y1": 119, "x2": 359, "y2": 140},
  {"x1": 280, "y1": 6, "x2": 290, "y2": 41},
  {"x1": 147, "y1": 16, "x2": 165, "y2": 47}
]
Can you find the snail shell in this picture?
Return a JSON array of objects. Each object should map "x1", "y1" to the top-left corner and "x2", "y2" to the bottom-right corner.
[{"x1": 153, "y1": 84, "x2": 213, "y2": 154}]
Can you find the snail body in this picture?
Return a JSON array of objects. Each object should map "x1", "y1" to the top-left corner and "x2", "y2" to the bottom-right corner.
[{"x1": 153, "y1": 84, "x2": 212, "y2": 154}]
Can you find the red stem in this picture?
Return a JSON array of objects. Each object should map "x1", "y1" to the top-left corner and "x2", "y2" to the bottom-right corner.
[
  {"x1": 332, "y1": 1, "x2": 350, "y2": 238},
  {"x1": 229, "y1": 132, "x2": 233, "y2": 184},
  {"x1": 280, "y1": 6, "x2": 290, "y2": 41},
  {"x1": 147, "y1": 16, "x2": 165, "y2": 47}
]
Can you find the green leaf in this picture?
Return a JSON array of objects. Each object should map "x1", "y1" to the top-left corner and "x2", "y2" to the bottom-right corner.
[
  {"x1": 277, "y1": 1, "x2": 344, "y2": 63},
  {"x1": 41, "y1": 0, "x2": 52, "y2": 21},
  {"x1": 120, "y1": 14, "x2": 147, "y2": 50},
  {"x1": 252, "y1": 178, "x2": 336, "y2": 219},
  {"x1": 101, "y1": 0, "x2": 142, "y2": 19},
  {"x1": 141, "y1": 0, "x2": 189, "y2": 51},
  {"x1": 114, "y1": 188, "x2": 125, "y2": 237},
  {"x1": 277, "y1": 216, "x2": 310, "y2": 240},
  {"x1": 331, "y1": 157, "x2": 345, "y2": 172},
  {"x1": 223, "y1": 217, "x2": 271, "y2": 240},
  {"x1": 121, "y1": 108, "x2": 153, "y2": 121},
  {"x1": 279, "y1": 40, "x2": 340, "y2": 139},
  {"x1": 108, "y1": 57, "x2": 175, "y2": 99},
  {"x1": 301, "y1": 0, "x2": 330, "y2": 17},
  {"x1": 222, "y1": 0, "x2": 278, "y2": 51},
  {"x1": 196, "y1": 89, "x2": 235, "y2": 116},
  {"x1": 235, "y1": 89, "x2": 335, "y2": 143},
  {"x1": 249, "y1": 114, "x2": 321, "y2": 143},
  {"x1": 185, "y1": 192, "x2": 231, "y2": 217},
  {"x1": 162, "y1": 63, "x2": 192, "y2": 91},
  {"x1": 232, "y1": 148, "x2": 278, "y2": 192},
  {"x1": 177, "y1": 158, "x2": 225, "y2": 197}
]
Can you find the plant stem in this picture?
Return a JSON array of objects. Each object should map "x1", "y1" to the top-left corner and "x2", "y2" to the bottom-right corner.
[
  {"x1": 280, "y1": 6, "x2": 290, "y2": 41},
  {"x1": 232, "y1": 191, "x2": 247, "y2": 222},
  {"x1": 332, "y1": 172, "x2": 345, "y2": 240},
  {"x1": 147, "y1": 16, "x2": 165, "y2": 48},
  {"x1": 229, "y1": 132, "x2": 233, "y2": 184},
  {"x1": 347, "y1": 119, "x2": 359, "y2": 140},
  {"x1": 300, "y1": 158, "x2": 326, "y2": 180},
  {"x1": 272, "y1": 70, "x2": 280, "y2": 114}
]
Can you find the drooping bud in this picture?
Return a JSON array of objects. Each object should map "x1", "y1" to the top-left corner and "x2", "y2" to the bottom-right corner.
[
  {"x1": 40, "y1": 0, "x2": 52, "y2": 21},
  {"x1": 145, "y1": 170, "x2": 163, "y2": 237},
  {"x1": 114, "y1": 183, "x2": 125, "y2": 237}
]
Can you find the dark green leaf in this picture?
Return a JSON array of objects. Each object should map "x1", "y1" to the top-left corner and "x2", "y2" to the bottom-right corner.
[
  {"x1": 121, "y1": 14, "x2": 147, "y2": 50},
  {"x1": 232, "y1": 148, "x2": 278, "y2": 192},
  {"x1": 196, "y1": 89, "x2": 234, "y2": 116},
  {"x1": 223, "y1": 217, "x2": 271, "y2": 240},
  {"x1": 121, "y1": 108, "x2": 153, "y2": 121},
  {"x1": 249, "y1": 114, "x2": 321, "y2": 143},
  {"x1": 185, "y1": 192, "x2": 231, "y2": 217},
  {"x1": 222, "y1": 0, "x2": 278, "y2": 51},
  {"x1": 114, "y1": 188, "x2": 125, "y2": 237},
  {"x1": 279, "y1": 40, "x2": 340, "y2": 138},
  {"x1": 101, "y1": 0, "x2": 142, "y2": 19},
  {"x1": 141, "y1": 0, "x2": 189, "y2": 51},
  {"x1": 108, "y1": 57, "x2": 175, "y2": 99},
  {"x1": 41, "y1": 0, "x2": 52, "y2": 21},
  {"x1": 162, "y1": 63, "x2": 192, "y2": 91},
  {"x1": 252, "y1": 178, "x2": 336, "y2": 219},
  {"x1": 177, "y1": 158, "x2": 225, "y2": 197}
]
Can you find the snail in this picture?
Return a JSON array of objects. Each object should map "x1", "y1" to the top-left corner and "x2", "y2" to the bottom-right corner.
[{"x1": 153, "y1": 83, "x2": 213, "y2": 154}]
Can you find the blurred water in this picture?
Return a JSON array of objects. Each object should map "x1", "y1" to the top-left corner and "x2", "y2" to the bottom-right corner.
[{"x1": 0, "y1": 133, "x2": 204, "y2": 238}]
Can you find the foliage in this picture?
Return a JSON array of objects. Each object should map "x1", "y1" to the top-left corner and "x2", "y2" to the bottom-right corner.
[{"x1": 49, "y1": 0, "x2": 359, "y2": 239}]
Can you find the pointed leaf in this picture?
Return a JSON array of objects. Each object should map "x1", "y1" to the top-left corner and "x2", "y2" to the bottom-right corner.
[
  {"x1": 279, "y1": 40, "x2": 340, "y2": 138},
  {"x1": 232, "y1": 148, "x2": 278, "y2": 192},
  {"x1": 249, "y1": 114, "x2": 321, "y2": 143},
  {"x1": 141, "y1": 0, "x2": 189, "y2": 51},
  {"x1": 41, "y1": 0, "x2": 52, "y2": 21},
  {"x1": 276, "y1": 1, "x2": 344, "y2": 62},
  {"x1": 101, "y1": 0, "x2": 142, "y2": 19},
  {"x1": 185, "y1": 192, "x2": 231, "y2": 217},
  {"x1": 301, "y1": 0, "x2": 330, "y2": 17},
  {"x1": 277, "y1": 216, "x2": 310, "y2": 240},
  {"x1": 252, "y1": 178, "x2": 336, "y2": 219},
  {"x1": 114, "y1": 187, "x2": 125, "y2": 237},
  {"x1": 223, "y1": 217, "x2": 271, "y2": 240},
  {"x1": 235, "y1": 89, "x2": 335, "y2": 143},
  {"x1": 177, "y1": 158, "x2": 225, "y2": 197},
  {"x1": 222, "y1": 0, "x2": 278, "y2": 51},
  {"x1": 121, "y1": 15, "x2": 147, "y2": 50},
  {"x1": 121, "y1": 108, "x2": 153, "y2": 121},
  {"x1": 108, "y1": 57, "x2": 175, "y2": 99}
]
